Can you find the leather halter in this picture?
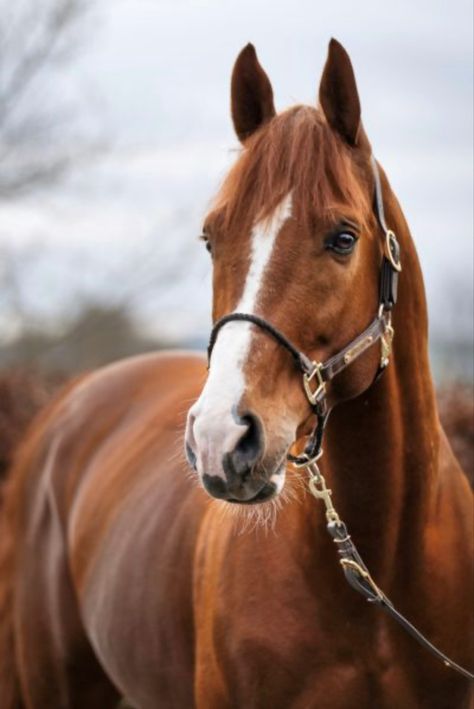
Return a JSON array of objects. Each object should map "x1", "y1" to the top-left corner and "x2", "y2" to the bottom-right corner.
[
  {"x1": 208, "y1": 154, "x2": 400, "y2": 466},
  {"x1": 206, "y1": 155, "x2": 474, "y2": 681}
]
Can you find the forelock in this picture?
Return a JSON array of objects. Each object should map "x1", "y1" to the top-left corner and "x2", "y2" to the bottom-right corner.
[{"x1": 214, "y1": 105, "x2": 371, "y2": 232}]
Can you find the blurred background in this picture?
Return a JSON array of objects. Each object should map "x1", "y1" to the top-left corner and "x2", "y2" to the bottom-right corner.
[{"x1": 0, "y1": 0, "x2": 472, "y2": 472}]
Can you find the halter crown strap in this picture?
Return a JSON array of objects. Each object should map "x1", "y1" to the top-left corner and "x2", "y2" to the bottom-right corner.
[
  {"x1": 371, "y1": 153, "x2": 389, "y2": 234},
  {"x1": 371, "y1": 154, "x2": 402, "y2": 310}
]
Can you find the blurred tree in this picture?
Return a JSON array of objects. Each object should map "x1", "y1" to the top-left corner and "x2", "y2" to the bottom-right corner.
[
  {"x1": 0, "y1": 302, "x2": 174, "y2": 372},
  {"x1": 0, "y1": 0, "x2": 101, "y2": 197},
  {"x1": 438, "y1": 385, "x2": 474, "y2": 485}
]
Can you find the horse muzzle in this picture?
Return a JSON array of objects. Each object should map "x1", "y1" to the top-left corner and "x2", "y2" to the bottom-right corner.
[{"x1": 185, "y1": 404, "x2": 284, "y2": 504}]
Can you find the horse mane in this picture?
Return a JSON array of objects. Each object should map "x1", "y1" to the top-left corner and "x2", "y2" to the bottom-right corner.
[{"x1": 214, "y1": 105, "x2": 371, "y2": 231}]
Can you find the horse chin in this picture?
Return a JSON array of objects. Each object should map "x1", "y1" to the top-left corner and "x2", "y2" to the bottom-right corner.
[
  {"x1": 226, "y1": 481, "x2": 277, "y2": 505},
  {"x1": 226, "y1": 462, "x2": 286, "y2": 506}
]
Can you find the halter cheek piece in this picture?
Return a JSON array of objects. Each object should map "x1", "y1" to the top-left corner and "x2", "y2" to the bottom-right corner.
[{"x1": 206, "y1": 154, "x2": 474, "y2": 681}]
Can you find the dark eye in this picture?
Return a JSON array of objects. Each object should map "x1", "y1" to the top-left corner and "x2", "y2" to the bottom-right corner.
[
  {"x1": 200, "y1": 234, "x2": 212, "y2": 255},
  {"x1": 326, "y1": 231, "x2": 358, "y2": 255}
]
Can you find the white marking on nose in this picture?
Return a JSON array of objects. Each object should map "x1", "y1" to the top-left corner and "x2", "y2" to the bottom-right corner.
[{"x1": 188, "y1": 194, "x2": 292, "y2": 479}]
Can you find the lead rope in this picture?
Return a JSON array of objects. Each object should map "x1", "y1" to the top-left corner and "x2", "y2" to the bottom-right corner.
[{"x1": 299, "y1": 455, "x2": 474, "y2": 681}]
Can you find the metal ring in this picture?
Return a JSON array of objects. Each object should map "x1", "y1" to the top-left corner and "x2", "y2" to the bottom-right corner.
[
  {"x1": 289, "y1": 448, "x2": 324, "y2": 469},
  {"x1": 385, "y1": 230, "x2": 402, "y2": 272}
]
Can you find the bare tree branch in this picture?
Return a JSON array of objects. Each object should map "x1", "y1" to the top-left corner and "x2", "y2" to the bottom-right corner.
[{"x1": 0, "y1": 0, "x2": 101, "y2": 198}]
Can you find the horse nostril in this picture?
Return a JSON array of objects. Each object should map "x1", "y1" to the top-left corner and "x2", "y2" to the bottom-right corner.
[
  {"x1": 229, "y1": 413, "x2": 263, "y2": 476},
  {"x1": 185, "y1": 411, "x2": 198, "y2": 470},
  {"x1": 185, "y1": 442, "x2": 197, "y2": 470}
]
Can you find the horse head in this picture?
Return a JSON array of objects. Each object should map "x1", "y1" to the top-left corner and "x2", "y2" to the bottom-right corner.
[{"x1": 185, "y1": 40, "x2": 394, "y2": 504}]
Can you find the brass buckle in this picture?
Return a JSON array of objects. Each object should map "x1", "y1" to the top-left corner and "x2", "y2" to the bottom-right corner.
[
  {"x1": 380, "y1": 325, "x2": 394, "y2": 368},
  {"x1": 303, "y1": 362, "x2": 326, "y2": 406},
  {"x1": 380, "y1": 313, "x2": 395, "y2": 369},
  {"x1": 384, "y1": 230, "x2": 402, "y2": 272}
]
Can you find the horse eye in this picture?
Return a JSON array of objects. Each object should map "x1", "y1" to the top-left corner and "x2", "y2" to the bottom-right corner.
[
  {"x1": 199, "y1": 234, "x2": 212, "y2": 254},
  {"x1": 327, "y1": 232, "x2": 357, "y2": 255}
]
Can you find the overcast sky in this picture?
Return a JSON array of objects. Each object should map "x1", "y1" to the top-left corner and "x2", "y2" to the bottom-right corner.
[{"x1": 0, "y1": 0, "x2": 472, "y2": 347}]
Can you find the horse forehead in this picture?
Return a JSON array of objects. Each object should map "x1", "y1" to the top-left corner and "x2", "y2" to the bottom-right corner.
[
  {"x1": 246, "y1": 195, "x2": 293, "y2": 279},
  {"x1": 212, "y1": 194, "x2": 294, "y2": 307}
]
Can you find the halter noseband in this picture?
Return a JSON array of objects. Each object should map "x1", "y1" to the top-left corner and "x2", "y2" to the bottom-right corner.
[{"x1": 207, "y1": 154, "x2": 401, "y2": 466}]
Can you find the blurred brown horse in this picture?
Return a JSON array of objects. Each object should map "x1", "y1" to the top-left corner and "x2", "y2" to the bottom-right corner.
[{"x1": 1, "y1": 40, "x2": 472, "y2": 708}]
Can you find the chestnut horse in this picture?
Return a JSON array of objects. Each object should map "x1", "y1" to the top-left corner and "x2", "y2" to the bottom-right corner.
[{"x1": 1, "y1": 40, "x2": 472, "y2": 709}]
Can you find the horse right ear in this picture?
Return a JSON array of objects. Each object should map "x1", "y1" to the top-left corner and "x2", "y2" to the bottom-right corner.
[
  {"x1": 319, "y1": 39, "x2": 361, "y2": 146},
  {"x1": 231, "y1": 44, "x2": 276, "y2": 143}
]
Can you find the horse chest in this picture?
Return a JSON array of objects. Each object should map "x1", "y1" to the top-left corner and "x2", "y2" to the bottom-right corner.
[
  {"x1": 194, "y1": 605, "x2": 458, "y2": 709},
  {"x1": 193, "y1": 540, "x2": 468, "y2": 709}
]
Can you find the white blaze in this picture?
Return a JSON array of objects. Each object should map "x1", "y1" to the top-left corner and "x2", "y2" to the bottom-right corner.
[{"x1": 188, "y1": 194, "x2": 292, "y2": 480}]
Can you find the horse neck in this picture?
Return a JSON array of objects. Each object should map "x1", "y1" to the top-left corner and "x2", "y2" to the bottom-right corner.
[{"x1": 300, "y1": 187, "x2": 440, "y2": 584}]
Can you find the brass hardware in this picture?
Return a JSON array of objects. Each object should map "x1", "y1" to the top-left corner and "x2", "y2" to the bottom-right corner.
[
  {"x1": 380, "y1": 322, "x2": 395, "y2": 369},
  {"x1": 305, "y1": 462, "x2": 382, "y2": 599},
  {"x1": 303, "y1": 362, "x2": 326, "y2": 406},
  {"x1": 304, "y1": 457, "x2": 382, "y2": 598},
  {"x1": 343, "y1": 336, "x2": 374, "y2": 365},
  {"x1": 333, "y1": 534, "x2": 351, "y2": 544},
  {"x1": 384, "y1": 230, "x2": 402, "y2": 272},
  {"x1": 290, "y1": 448, "x2": 324, "y2": 469},
  {"x1": 307, "y1": 463, "x2": 340, "y2": 524},
  {"x1": 340, "y1": 559, "x2": 385, "y2": 600}
]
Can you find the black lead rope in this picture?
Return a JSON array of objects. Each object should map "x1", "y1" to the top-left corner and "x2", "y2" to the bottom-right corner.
[
  {"x1": 327, "y1": 520, "x2": 474, "y2": 681},
  {"x1": 206, "y1": 154, "x2": 474, "y2": 681}
]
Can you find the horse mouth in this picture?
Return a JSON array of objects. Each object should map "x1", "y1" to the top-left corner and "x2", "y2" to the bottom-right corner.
[{"x1": 225, "y1": 481, "x2": 278, "y2": 505}]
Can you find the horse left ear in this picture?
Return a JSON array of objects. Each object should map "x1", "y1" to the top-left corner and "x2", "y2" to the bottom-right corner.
[
  {"x1": 231, "y1": 44, "x2": 276, "y2": 143},
  {"x1": 319, "y1": 39, "x2": 361, "y2": 146}
]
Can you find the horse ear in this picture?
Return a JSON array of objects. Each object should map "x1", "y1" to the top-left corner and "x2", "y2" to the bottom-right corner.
[
  {"x1": 319, "y1": 39, "x2": 361, "y2": 146},
  {"x1": 231, "y1": 44, "x2": 276, "y2": 143}
]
